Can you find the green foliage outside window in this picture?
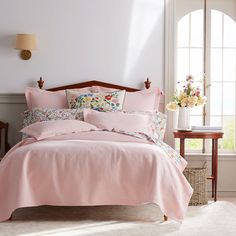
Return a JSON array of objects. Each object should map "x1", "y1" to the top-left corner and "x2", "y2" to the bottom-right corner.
[{"x1": 222, "y1": 117, "x2": 235, "y2": 150}]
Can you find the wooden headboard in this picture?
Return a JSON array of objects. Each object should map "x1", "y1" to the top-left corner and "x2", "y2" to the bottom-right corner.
[{"x1": 37, "y1": 78, "x2": 151, "y2": 92}]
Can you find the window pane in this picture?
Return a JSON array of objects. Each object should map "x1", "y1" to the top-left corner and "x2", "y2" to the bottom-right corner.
[
  {"x1": 190, "y1": 10, "x2": 203, "y2": 47},
  {"x1": 187, "y1": 115, "x2": 203, "y2": 151},
  {"x1": 211, "y1": 10, "x2": 223, "y2": 47},
  {"x1": 175, "y1": 139, "x2": 180, "y2": 151},
  {"x1": 224, "y1": 15, "x2": 236, "y2": 48},
  {"x1": 211, "y1": 49, "x2": 222, "y2": 81},
  {"x1": 190, "y1": 115, "x2": 203, "y2": 125},
  {"x1": 178, "y1": 14, "x2": 190, "y2": 47},
  {"x1": 190, "y1": 48, "x2": 203, "y2": 80},
  {"x1": 210, "y1": 82, "x2": 222, "y2": 116},
  {"x1": 177, "y1": 48, "x2": 190, "y2": 81},
  {"x1": 223, "y1": 49, "x2": 236, "y2": 82},
  {"x1": 223, "y1": 83, "x2": 235, "y2": 115},
  {"x1": 210, "y1": 116, "x2": 222, "y2": 127},
  {"x1": 210, "y1": 117, "x2": 223, "y2": 149},
  {"x1": 222, "y1": 116, "x2": 235, "y2": 150},
  {"x1": 186, "y1": 139, "x2": 203, "y2": 150},
  {"x1": 191, "y1": 105, "x2": 204, "y2": 116}
]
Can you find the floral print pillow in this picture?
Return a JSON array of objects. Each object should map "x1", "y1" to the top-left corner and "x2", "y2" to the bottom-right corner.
[
  {"x1": 128, "y1": 111, "x2": 167, "y2": 141},
  {"x1": 150, "y1": 111, "x2": 167, "y2": 141},
  {"x1": 22, "y1": 108, "x2": 83, "y2": 128},
  {"x1": 66, "y1": 90, "x2": 126, "y2": 112}
]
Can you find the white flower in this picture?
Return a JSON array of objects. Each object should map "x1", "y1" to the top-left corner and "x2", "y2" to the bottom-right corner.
[
  {"x1": 197, "y1": 96, "x2": 207, "y2": 106},
  {"x1": 166, "y1": 102, "x2": 178, "y2": 111},
  {"x1": 180, "y1": 97, "x2": 188, "y2": 107},
  {"x1": 187, "y1": 96, "x2": 198, "y2": 108}
]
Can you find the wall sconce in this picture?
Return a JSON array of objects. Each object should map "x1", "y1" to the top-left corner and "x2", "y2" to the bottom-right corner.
[{"x1": 15, "y1": 34, "x2": 37, "y2": 60}]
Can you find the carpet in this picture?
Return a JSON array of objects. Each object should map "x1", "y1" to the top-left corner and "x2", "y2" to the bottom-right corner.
[{"x1": 0, "y1": 201, "x2": 236, "y2": 236}]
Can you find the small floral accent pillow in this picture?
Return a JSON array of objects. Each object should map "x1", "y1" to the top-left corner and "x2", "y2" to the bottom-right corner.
[
  {"x1": 128, "y1": 111, "x2": 167, "y2": 141},
  {"x1": 22, "y1": 108, "x2": 83, "y2": 128},
  {"x1": 66, "y1": 90, "x2": 126, "y2": 112},
  {"x1": 150, "y1": 111, "x2": 167, "y2": 141}
]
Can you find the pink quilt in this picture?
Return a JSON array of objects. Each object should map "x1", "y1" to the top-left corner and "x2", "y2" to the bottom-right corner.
[{"x1": 0, "y1": 131, "x2": 193, "y2": 222}]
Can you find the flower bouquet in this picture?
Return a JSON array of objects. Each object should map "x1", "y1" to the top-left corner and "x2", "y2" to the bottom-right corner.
[{"x1": 166, "y1": 75, "x2": 207, "y2": 130}]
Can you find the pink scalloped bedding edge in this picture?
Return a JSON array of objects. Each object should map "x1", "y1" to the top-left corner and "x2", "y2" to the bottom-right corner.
[{"x1": 0, "y1": 131, "x2": 193, "y2": 222}]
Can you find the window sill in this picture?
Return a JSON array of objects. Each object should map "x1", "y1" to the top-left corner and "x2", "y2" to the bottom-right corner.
[{"x1": 185, "y1": 153, "x2": 236, "y2": 161}]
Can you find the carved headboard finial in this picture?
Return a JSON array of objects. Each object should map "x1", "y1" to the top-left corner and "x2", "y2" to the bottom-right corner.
[
  {"x1": 144, "y1": 77, "x2": 151, "y2": 89},
  {"x1": 37, "y1": 77, "x2": 44, "y2": 89}
]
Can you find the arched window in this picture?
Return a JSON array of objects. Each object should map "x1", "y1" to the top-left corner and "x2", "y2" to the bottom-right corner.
[{"x1": 176, "y1": 0, "x2": 236, "y2": 152}]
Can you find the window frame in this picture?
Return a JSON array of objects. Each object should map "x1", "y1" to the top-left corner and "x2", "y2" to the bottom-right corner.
[{"x1": 176, "y1": 0, "x2": 236, "y2": 154}]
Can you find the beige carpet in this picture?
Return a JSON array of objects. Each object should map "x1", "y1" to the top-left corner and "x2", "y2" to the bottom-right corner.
[{"x1": 0, "y1": 201, "x2": 236, "y2": 236}]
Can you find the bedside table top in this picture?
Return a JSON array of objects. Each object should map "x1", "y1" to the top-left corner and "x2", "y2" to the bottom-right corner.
[{"x1": 173, "y1": 130, "x2": 224, "y2": 139}]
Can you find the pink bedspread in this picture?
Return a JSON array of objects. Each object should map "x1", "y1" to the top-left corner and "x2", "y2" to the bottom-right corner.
[{"x1": 0, "y1": 131, "x2": 193, "y2": 222}]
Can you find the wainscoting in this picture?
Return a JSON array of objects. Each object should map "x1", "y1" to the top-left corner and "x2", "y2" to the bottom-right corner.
[
  {"x1": 0, "y1": 94, "x2": 27, "y2": 149},
  {"x1": 0, "y1": 94, "x2": 235, "y2": 196}
]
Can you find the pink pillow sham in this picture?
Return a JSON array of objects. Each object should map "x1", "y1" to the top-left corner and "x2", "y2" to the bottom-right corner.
[
  {"x1": 123, "y1": 88, "x2": 161, "y2": 112},
  {"x1": 83, "y1": 109, "x2": 151, "y2": 135},
  {"x1": 20, "y1": 120, "x2": 97, "y2": 140},
  {"x1": 25, "y1": 87, "x2": 92, "y2": 109},
  {"x1": 90, "y1": 86, "x2": 162, "y2": 111}
]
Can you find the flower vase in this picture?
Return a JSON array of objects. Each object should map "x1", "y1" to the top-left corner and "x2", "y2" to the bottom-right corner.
[{"x1": 178, "y1": 107, "x2": 191, "y2": 130}]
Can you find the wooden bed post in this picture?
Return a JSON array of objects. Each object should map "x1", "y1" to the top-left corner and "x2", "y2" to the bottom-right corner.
[
  {"x1": 164, "y1": 215, "x2": 168, "y2": 221},
  {"x1": 144, "y1": 77, "x2": 151, "y2": 89},
  {"x1": 37, "y1": 77, "x2": 44, "y2": 89}
]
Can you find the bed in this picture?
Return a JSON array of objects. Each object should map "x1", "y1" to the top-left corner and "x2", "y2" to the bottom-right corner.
[{"x1": 0, "y1": 79, "x2": 193, "y2": 222}]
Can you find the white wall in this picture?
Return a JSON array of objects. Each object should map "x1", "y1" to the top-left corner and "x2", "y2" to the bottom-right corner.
[
  {"x1": 0, "y1": 0, "x2": 165, "y2": 146},
  {"x1": 0, "y1": 0, "x2": 165, "y2": 92}
]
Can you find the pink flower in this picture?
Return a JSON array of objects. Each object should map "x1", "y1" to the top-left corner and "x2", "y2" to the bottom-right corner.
[
  {"x1": 186, "y1": 75, "x2": 193, "y2": 82},
  {"x1": 105, "y1": 95, "x2": 112, "y2": 100},
  {"x1": 111, "y1": 98, "x2": 118, "y2": 103}
]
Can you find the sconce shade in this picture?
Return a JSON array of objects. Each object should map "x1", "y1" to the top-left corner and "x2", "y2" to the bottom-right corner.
[{"x1": 15, "y1": 34, "x2": 36, "y2": 50}]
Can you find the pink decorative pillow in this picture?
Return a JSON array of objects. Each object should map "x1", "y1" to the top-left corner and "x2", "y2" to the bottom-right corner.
[
  {"x1": 91, "y1": 86, "x2": 117, "y2": 93},
  {"x1": 123, "y1": 88, "x2": 162, "y2": 112},
  {"x1": 20, "y1": 120, "x2": 97, "y2": 140},
  {"x1": 25, "y1": 87, "x2": 92, "y2": 109},
  {"x1": 128, "y1": 111, "x2": 167, "y2": 141},
  {"x1": 83, "y1": 109, "x2": 150, "y2": 134},
  {"x1": 90, "y1": 86, "x2": 162, "y2": 111}
]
